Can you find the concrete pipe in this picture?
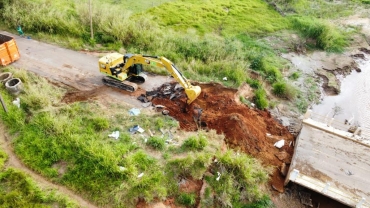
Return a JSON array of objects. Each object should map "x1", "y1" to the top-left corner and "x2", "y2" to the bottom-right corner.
[
  {"x1": 5, "y1": 78, "x2": 23, "y2": 95},
  {"x1": 0, "y1": 72, "x2": 13, "y2": 84}
]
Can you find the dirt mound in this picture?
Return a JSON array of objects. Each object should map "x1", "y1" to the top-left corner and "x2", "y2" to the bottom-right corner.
[{"x1": 151, "y1": 82, "x2": 295, "y2": 191}]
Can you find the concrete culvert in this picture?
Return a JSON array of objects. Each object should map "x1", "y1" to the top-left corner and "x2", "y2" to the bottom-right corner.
[
  {"x1": 5, "y1": 78, "x2": 23, "y2": 95},
  {"x1": 0, "y1": 72, "x2": 13, "y2": 84}
]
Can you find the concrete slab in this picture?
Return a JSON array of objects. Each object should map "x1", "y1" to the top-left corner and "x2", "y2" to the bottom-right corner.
[{"x1": 286, "y1": 119, "x2": 370, "y2": 208}]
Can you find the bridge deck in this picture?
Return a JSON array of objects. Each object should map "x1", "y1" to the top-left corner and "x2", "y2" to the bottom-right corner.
[{"x1": 286, "y1": 119, "x2": 370, "y2": 208}]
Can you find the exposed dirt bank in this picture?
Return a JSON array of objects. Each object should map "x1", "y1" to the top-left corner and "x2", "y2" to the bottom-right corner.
[{"x1": 150, "y1": 82, "x2": 295, "y2": 192}]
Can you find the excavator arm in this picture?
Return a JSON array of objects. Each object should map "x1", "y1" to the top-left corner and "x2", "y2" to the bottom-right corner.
[{"x1": 122, "y1": 54, "x2": 201, "y2": 104}]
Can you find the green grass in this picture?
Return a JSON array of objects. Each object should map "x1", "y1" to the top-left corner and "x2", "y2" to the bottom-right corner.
[
  {"x1": 176, "y1": 192, "x2": 196, "y2": 206},
  {"x1": 0, "y1": 150, "x2": 7, "y2": 169},
  {"x1": 181, "y1": 134, "x2": 208, "y2": 151},
  {"x1": 0, "y1": 67, "x2": 270, "y2": 207},
  {"x1": 0, "y1": 163, "x2": 77, "y2": 208},
  {"x1": 290, "y1": 16, "x2": 349, "y2": 52},
  {"x1": 147, "y1": 0, "x2": 288, "y2": 36},
  {"x1": 147, "y1": 136, "x2": 166, "y2": 150},
  {"x1": 254, "y1": 89, "x2": 269, "y2": 110}
]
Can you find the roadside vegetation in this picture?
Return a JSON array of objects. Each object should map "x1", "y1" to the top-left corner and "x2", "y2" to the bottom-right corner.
[
  {"x1": 0, "y1": 150, "x2": 78, "y2": 207},
  {"x1": 0, "y1": 67, "x2": 271, "y2": 207},
  {"x1": 0, "y1": 0, "x2": 362, "y2": 111},
  {"x1": 0, "y1": 0, "x2": 367, "y2": 207}
]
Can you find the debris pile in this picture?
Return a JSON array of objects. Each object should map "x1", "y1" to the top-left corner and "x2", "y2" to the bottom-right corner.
[{"x1": 147, "y1": 82, "x2": 295, "y2": 192}]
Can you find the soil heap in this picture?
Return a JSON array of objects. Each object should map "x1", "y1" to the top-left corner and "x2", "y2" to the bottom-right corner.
[{"x1": 150, "y1": 82, "x2": 295, "y2": 191}]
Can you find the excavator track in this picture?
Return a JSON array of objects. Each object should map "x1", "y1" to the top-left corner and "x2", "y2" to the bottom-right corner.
[{"x1": 102, "y1": 76, "x2": 138, "y2": 92}]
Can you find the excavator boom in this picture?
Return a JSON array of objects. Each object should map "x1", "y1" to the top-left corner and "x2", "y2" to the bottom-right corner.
[{"x1": 115, "y1": 54, "x2": 201, "y2": 104}]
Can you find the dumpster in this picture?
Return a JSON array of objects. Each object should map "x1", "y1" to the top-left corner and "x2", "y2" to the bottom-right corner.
[{"x1": 0, "y1": 34, "x2": 20, "y2": 66}]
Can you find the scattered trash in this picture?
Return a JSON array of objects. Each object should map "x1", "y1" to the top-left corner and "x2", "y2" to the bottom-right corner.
[
  {"x1": 12, "y1": 97, "x2": 20, "y2": 108},
  {"x1": 174, "y1": 84, "x2": 183, "y2": 91},
  {"x1": 250, "y1": 103, "x2": 255, "y2": 108},
  {"x1": 142, "y1": 102, "x2": 152, "y2": 108},
  {"x1": 344, "y1": 170, "x2": 353, "y2": 176},
  {"x1": 128, "y1": 108, "x2": 140, "y2": 116},
  {"x1": 137, "y1": 94, "x2": 149, "y2": 103},
  {"x1": 137, "y1": 172, "x2": 144, "y2": 178},
  {"x1": 213, "y1": 158, "x2": 218, "y2": 163},
  {"x1": 119, "y1": 166, "x2": 126, "y2": 172},
  {"x1": 155, "y1": 105, "x2": 166, "y2": 109},
  {"x1": 216, "y1": 172, "x2": 221, "y2": 181},
  {"x1": 222, "y1": 77, "x2": 227, "y2": 81},
  {"x1": 129, "y1": 125, "x2": 145, "y2": 134},
  {"x1": 162, "y1": 110, "x2": 169, "y2": 115},
  {"x1": 266, "y1": 133, "x2": 271, "y2": 136},
  {"x1": 148, "y1": 129, "x2": 154, "y2": 137},
  {"x1": 108, "y1": 131, "x2": 120, "y2": 140},
  {"x1": 274, "y1": 140, "x2": 285, "y2": 148}
]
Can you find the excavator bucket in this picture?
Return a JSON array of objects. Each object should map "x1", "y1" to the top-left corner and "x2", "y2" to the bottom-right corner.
[{"x1": 185, "y1": 85, "x2": 201, "y2": 104}]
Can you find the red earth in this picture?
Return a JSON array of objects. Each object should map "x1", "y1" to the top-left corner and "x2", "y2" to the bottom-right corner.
[{"x1": 151, "y1": 82, "x2": 295, "y2": 193}]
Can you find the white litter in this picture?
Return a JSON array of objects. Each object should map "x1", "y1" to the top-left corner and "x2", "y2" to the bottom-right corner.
[
  {"x1": 128, "y1": 108, "x2": 141, "y2": 116},
  {"x1": 216, "y1": 172, "x2": 221, "y2": 181},
  {"x1": 12, "y1": 98, "x2": 20, "y2": 108},
  {"x1": 137, "y1": 127, "x2": 145, "y2": 133},
  {"x1": 223, "y1": 77, "x2": 228, "y2": 81},
  {"x1": 119, "y1": 166, "x2": 126, "y2": 172},
  {"x1": 108, "y1": 131, "x2": 120, "y2": 140},
  {"x1": 266, "y1": 133, "x2": 271, "y2": 136},
  {"x1": 137, "y1": 172, "x2": 144, "y2": 178},
  {"x1": 274, "y1": 140, "x2": 285, "y2": 148}
]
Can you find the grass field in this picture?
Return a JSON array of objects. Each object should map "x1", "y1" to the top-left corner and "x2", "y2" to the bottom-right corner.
[
  {"x1": 0, "y1": 0, "x2": 367, "y2": 206},
  {"x1": 0, "y1": 67, "x2": 271, "y2": 207}
]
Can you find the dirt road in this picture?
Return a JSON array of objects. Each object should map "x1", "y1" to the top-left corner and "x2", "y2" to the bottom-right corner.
[
  {"x1": 2, "y1": 31, "x2": 173, "y2": 107},
  {"x1": 0, "y1": 124, "x2": 97, "y2": 208}
]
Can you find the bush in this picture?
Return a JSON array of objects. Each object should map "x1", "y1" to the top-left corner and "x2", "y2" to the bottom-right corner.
[
  {"x1": 90, "y1": 117, "x2": 109, "y2": 131},
  {"x1": 182, "y1": 135, "x2": 207, "y2": 151},
  {"x1": 147, "y1": 136, "x2": 166, "y2": 150},
  {"x1": 176, "y1": 192, "x2": 196, "y2": 206},
  {"x1": 272, "y1": 81, "x2": 286, "y2": 97},
  {"x1": 289, "y1": 71, "x2": 300, "y2": 80},
  {"x1": 254, "y1": 89, "x2": 268, "y2": 110},
  {"x1": 246, "y1": 78, "x2": 261, "y2": 89},
  {"x1": 273, "y1": 81, "x2": 297, "y2": 100}
]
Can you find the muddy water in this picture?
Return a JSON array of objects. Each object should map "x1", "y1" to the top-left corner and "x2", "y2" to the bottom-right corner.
[{"x1": 311, "y1": 56, "x2": 370, "y2": 136}]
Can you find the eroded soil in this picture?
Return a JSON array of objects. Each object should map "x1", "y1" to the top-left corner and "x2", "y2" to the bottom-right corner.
[{"x1": 150, "y1": 82, "x2": 295, "y2": 192}]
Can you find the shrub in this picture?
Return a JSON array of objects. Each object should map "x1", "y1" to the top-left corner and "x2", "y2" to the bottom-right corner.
[
  {"x1": 246, "y1": 78, "x2": 261, "y2": 89},
  {"x1": 182, "y1": 135, "x2": 207, "y2": 151},
  {"x1": 90, "y1": 117, "x2": 109, "y2": 131},
  {"x1": 289, "y1": 71, "x2": 300, "y2": 80},
  {"x1": 254, "y1": 89, "x2": 268, "y2": 110},
  {"x1": 147, "y1": 136, "x2": 166, "y2": 150},
  {"x1": 273, "y1": 81, "x2": 297, "y2": 100},
  {"x1": 272, "y1": 81, "x2": 286, "y2": 97},
  {"x1": 176, "y1": 192, "x2": 196, "y2": 206}
]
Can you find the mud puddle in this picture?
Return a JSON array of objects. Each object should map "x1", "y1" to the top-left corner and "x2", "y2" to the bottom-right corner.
[{"x1": 312, "y1": 54, "x2": 370, "y2": 137}]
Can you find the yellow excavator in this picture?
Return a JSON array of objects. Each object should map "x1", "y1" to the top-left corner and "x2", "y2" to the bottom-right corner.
[{"x1": 98, "y1": 53, "x2": 201, "y2": 104}]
